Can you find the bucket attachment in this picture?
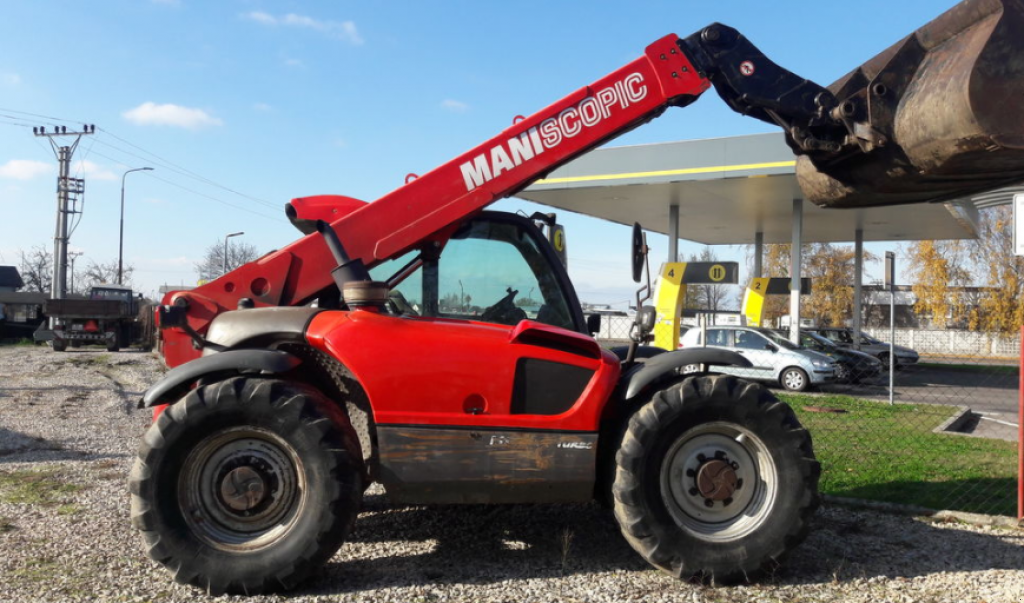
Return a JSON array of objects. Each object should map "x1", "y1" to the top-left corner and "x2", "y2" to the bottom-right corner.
[{"x1": 795, "y1": 0, "x2": 1024, "y2": 208}]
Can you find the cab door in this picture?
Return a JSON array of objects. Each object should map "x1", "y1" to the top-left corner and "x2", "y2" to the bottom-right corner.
[{"x1": 312, "y1": 212, "x2": 618, "y2": 503}]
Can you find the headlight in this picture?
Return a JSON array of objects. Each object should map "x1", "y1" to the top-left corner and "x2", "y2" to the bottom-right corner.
[{"x1": 811, "y1": 360, "x2": 830, "y2": 368}]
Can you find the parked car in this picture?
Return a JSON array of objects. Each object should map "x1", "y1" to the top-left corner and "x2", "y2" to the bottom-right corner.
[
  {"x1": 774, "y1": 329, "x2": 883, "y2": 383},
  {"x1": 811, "y1": 327, "x2": 920, "y2": 368},
  {"x1": 679, "y1": 325, "x2": 836, "y2": 392}
]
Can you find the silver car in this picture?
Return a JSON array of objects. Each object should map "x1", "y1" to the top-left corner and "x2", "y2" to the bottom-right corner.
[{"x1": 680, "y1": 325, "x2": 836, "y2": 392}]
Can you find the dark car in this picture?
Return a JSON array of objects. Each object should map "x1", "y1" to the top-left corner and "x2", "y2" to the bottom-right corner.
[
  {"x1": 812, "y1": 327, "x2": 920, "y2": 368},
  {"x1": 775, "y1": 329, "x2": 883, "y2": 383}
]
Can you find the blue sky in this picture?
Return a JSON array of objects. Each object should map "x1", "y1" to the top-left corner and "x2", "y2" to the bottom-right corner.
[{"x1": 0, "y1": 0, "x2": 959, "y2": 304}]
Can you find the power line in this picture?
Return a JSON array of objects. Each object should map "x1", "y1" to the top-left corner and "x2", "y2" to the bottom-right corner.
[{"x1": 1, "y1": 106, "x2": 282, "y2": 212}]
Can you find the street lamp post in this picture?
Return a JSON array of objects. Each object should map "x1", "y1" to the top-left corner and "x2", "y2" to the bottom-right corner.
[
  {"x1": 223, "y1": 231, "x2": 244, "y2": 276},
  {"x1": 119, "y1": 167, "x2": 154, "y2": 285}
]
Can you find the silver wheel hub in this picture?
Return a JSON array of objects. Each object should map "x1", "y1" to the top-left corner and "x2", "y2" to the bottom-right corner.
[
  {"x1": 179, "y1": 427, "x2": 306, "y2": 551},
  {"x1": 661, "y1": 422, "x2": 778, "y2": 542}
]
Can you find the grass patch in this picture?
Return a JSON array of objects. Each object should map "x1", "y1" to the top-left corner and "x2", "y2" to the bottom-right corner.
[
  {"x1": 0, "y1": 467, "x2": 86, "y2": 507},
  {"x1": 63, "y1": 353, "x2": 112, "y2": 366},
  {"x1": 781, "y1": 393, "x2": 1018, "y2": 516}
]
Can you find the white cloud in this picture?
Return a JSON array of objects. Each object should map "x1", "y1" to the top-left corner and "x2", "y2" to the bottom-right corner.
[
  {"x1": 246, "y1": 10, "x2": 276, "y2": 25},
  {"x1": 73, "y1": 160, "x2": 117, "y2": 181},
  {"x1": 244, "y1": 11, "x2": 363, "y2": 45},
  {"x1": 253, "y1": 102, "x2": 272, "y2": 112},
  {"x1": 0, "y1": 159, "x2": 51, "y2": 180},
  {"x1": 441, "y1": 99, "x2": 469, "y2": 113},
  {"x1": 1, "y1": 73, "x2": 21, "y2": 86},
  {"x1": 284, "y1": 58, "x2": 306, "y2": 69},
  {"x1": 122, "y1": 102, "x2": 223, "y2": 129}
]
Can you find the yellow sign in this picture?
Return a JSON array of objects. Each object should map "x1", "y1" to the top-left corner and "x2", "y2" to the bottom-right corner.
[
  {"x1": 553, "y1": 229, "x2": 565, "y2": 252},
  {"x1": 709, "y1": 264, "x2": 727, "y2": 282}
]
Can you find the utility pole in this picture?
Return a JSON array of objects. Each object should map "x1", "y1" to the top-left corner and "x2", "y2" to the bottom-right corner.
[{"x1": 34, "y1": 125, "x2": 96, "y2": 306}]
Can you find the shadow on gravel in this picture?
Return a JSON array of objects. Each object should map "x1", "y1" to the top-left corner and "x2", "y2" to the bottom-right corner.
[
  {"x1": 287, "y1": 498, "x2": 1024, "y2": 596},
  {"x1": 0, "y1": 427, "x2": 90, "y2": 463},
  {"x1": 298, "y1": 494, "x2": 649, "y2": 595}
]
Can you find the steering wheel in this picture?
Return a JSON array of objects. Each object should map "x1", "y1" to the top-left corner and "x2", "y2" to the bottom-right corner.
[{"x1": 480, "y1": 287, "x2": 527, "y2": 325}]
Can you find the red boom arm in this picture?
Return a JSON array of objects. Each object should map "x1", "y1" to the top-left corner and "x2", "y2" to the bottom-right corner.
[{"x1": 160, "y1": 35, "x2": 710, "y2": 367}]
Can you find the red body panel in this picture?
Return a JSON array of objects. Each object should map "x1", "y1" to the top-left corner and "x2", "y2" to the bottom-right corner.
[
  {"x1": 306, "y1": 311, "x2": 622, "y2": 432},
  {"x1": 161, "y1": 35, "x2": 709, "y2": 369}
]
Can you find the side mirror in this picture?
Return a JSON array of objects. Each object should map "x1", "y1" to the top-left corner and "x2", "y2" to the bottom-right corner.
[
  {"x1": 636, "y1": 306, "x2": 657, "y2": 332},
  {"x1": 631, "y1": 223, "x2": 644, "y2": 283},
  {"x1": 586, "y1": 313, "x2": 601, "y2": 336},
  {"x1": 764, "y1": 343, "x2": 778, "y2": 352}
]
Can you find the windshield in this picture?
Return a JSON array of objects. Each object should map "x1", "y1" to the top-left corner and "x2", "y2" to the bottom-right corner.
[
  {"x1": 804, "y1": 331, "x2": 837, "y2": 348},
  {"x1": 762, "y1": 330, "x2": 799, "y2": 350},
  {"x1": 859, "y1": 332, "x2": 883, "y2": 345}
]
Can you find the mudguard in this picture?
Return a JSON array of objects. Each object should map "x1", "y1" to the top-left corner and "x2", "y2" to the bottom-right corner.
[
  {"x1": 622, "y1": 348, "x2": 750, "y2": 400},
  {"x1": 140, "y1": 349, "x2": 302, "y2": 408}
]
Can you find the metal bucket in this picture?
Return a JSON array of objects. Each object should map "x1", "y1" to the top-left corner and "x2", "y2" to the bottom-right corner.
[{"x1": 797, "y1": 0, "x2": 1024, "y2": 208}]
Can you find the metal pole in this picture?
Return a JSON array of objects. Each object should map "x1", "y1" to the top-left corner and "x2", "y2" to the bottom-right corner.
[
  {"x1": 1018, "y1": 325, "x2": 1023, "y2": 522},
  {"x1": 789, "y1": 199, "x2": 803, "y2": 344},
  {"x1": 668, "y1": 204, "x2": 679, "y2": 262},
  {"x1": 889, "y1": 286, "x2": 895, "y2": 404},
  {"x1": 853, "y1": 229, "x2": 863, "y2": 340},
  {"x1": 52, "y1": 145, "x2": 70, "y2": 302},
  {"x1": 223, "y1": 231, "x2": 244, "y2": 277},
  {"x1": 119, "y1": 167, "x2": 154, "y2": 285},
  {"x1": 753, "y1": 231, "x2": 763, "y2": 278}
]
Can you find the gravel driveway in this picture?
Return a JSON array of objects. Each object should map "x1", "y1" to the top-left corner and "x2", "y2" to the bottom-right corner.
[{"x1": 0, "y1": 345, "x2": 1022, "y2": 602}]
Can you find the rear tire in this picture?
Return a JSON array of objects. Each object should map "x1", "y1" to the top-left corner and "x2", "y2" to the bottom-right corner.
[
  {"x1": 130, "y1": 377, "x2": 363, "y2": 595},
  {"x1": 52, "y1": 340, "x2": 67, "y2": 352},
  {"x1": 613, "y1": 375, "x2": 819, "y2": 584}
]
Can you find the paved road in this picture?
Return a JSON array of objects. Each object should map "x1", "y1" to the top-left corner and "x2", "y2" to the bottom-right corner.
[{"x1": 818, "y1": 364, "x2": 1019, "y2": 440}]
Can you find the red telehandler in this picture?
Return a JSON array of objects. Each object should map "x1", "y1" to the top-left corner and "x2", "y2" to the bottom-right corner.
[{"x1": 132, "y1": 0, "x2": 1024, "y2": 594}]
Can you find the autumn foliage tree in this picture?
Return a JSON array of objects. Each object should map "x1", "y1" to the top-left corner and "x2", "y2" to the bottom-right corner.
[
  {"x1": 747, "y1": 243, "x2": 874, "y2": 327},
  {"x1": 904, "y1": 240, "x2": 973, "y2": 329},
  {"x1": 969, "y1": 206, "x2": 1024, "y2": 333}
]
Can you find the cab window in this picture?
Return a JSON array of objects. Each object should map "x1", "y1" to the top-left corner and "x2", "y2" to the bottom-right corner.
[{"x1": 370, "y1": 216, "x2": 576, "y2": 330}]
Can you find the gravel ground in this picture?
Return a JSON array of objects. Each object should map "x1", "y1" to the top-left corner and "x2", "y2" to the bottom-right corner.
[{"x1": 1, "y1": 344, "x2": 1022, "y2": 603}]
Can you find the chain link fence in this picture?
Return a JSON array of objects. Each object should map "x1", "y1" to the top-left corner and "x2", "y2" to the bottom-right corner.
[{"x1": 596, "y1": 316, "x2": 1019, "y2": 517}]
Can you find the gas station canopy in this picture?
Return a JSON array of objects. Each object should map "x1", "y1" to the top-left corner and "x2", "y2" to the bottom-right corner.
[{"x1": 518, "y1": 132, "x2": 980, "y2": 245}]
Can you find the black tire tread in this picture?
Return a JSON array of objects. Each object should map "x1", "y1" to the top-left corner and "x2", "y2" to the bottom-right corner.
[
  {"x1": 129, "y1": 377, "x2": 362, "y2": 595},
  {"x1": 612, "y1": 374, "x2": 819, "y2": 584}
]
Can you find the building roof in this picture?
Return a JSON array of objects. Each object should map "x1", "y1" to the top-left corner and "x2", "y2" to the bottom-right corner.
[
  {"x1": 518, "y1": 132, "x2": 981, "y2": 245},
  {"x1": 0, "y1": 266, "x2": 24, "y2": 289}
]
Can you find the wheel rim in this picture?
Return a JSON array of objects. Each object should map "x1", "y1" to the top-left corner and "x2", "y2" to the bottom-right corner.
[
  {"x1": 179, "y1": 427, "x2": 306, "y2": 551},
  {"x1": 836, "y1": 363, "x2": 850, "y2": 381},
  {"x1": 660, "y1": 422, "x2": 777, "y2": 542},
  {"x1": 783, "y1": 369, "x2": 806, "y2": 390}
]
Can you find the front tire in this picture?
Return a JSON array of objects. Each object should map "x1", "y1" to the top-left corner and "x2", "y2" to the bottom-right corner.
[
  {"x1": 613, "y1": 375, "x2": 819, "y2": 584},
  {"x1": 780, "y1": 367, "x2": 809, "y2": 392},
  {"x1": 130, "y1": 377, "x2": 363, "y2": 595}
]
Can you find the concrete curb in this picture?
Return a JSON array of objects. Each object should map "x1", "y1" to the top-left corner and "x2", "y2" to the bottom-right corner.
[
  {"x1": 932, "y1": 404, "x2": 972, "y2": 435},
  {"x1": 824, "y1": 494, "x2": 1022, "y2": 530}
]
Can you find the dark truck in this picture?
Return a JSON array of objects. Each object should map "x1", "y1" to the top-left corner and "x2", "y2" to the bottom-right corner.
[{"x1": 36, "y1": 285, "x2": 139, "y2": 352}]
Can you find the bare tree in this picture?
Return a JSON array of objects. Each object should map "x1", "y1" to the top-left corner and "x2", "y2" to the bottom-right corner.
[
  {"x1": 17, "y1": 246, "x2": 52, "y2": 293},
  {"x1": 195, "y1": 240, "x2": 261, "y2": 282},
  {"x1": 81, "y1": 259, "x2": 134, "y2": 290},
  {"x1": 682, "y1": 247, "x2": 734, "y2": 322}
]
